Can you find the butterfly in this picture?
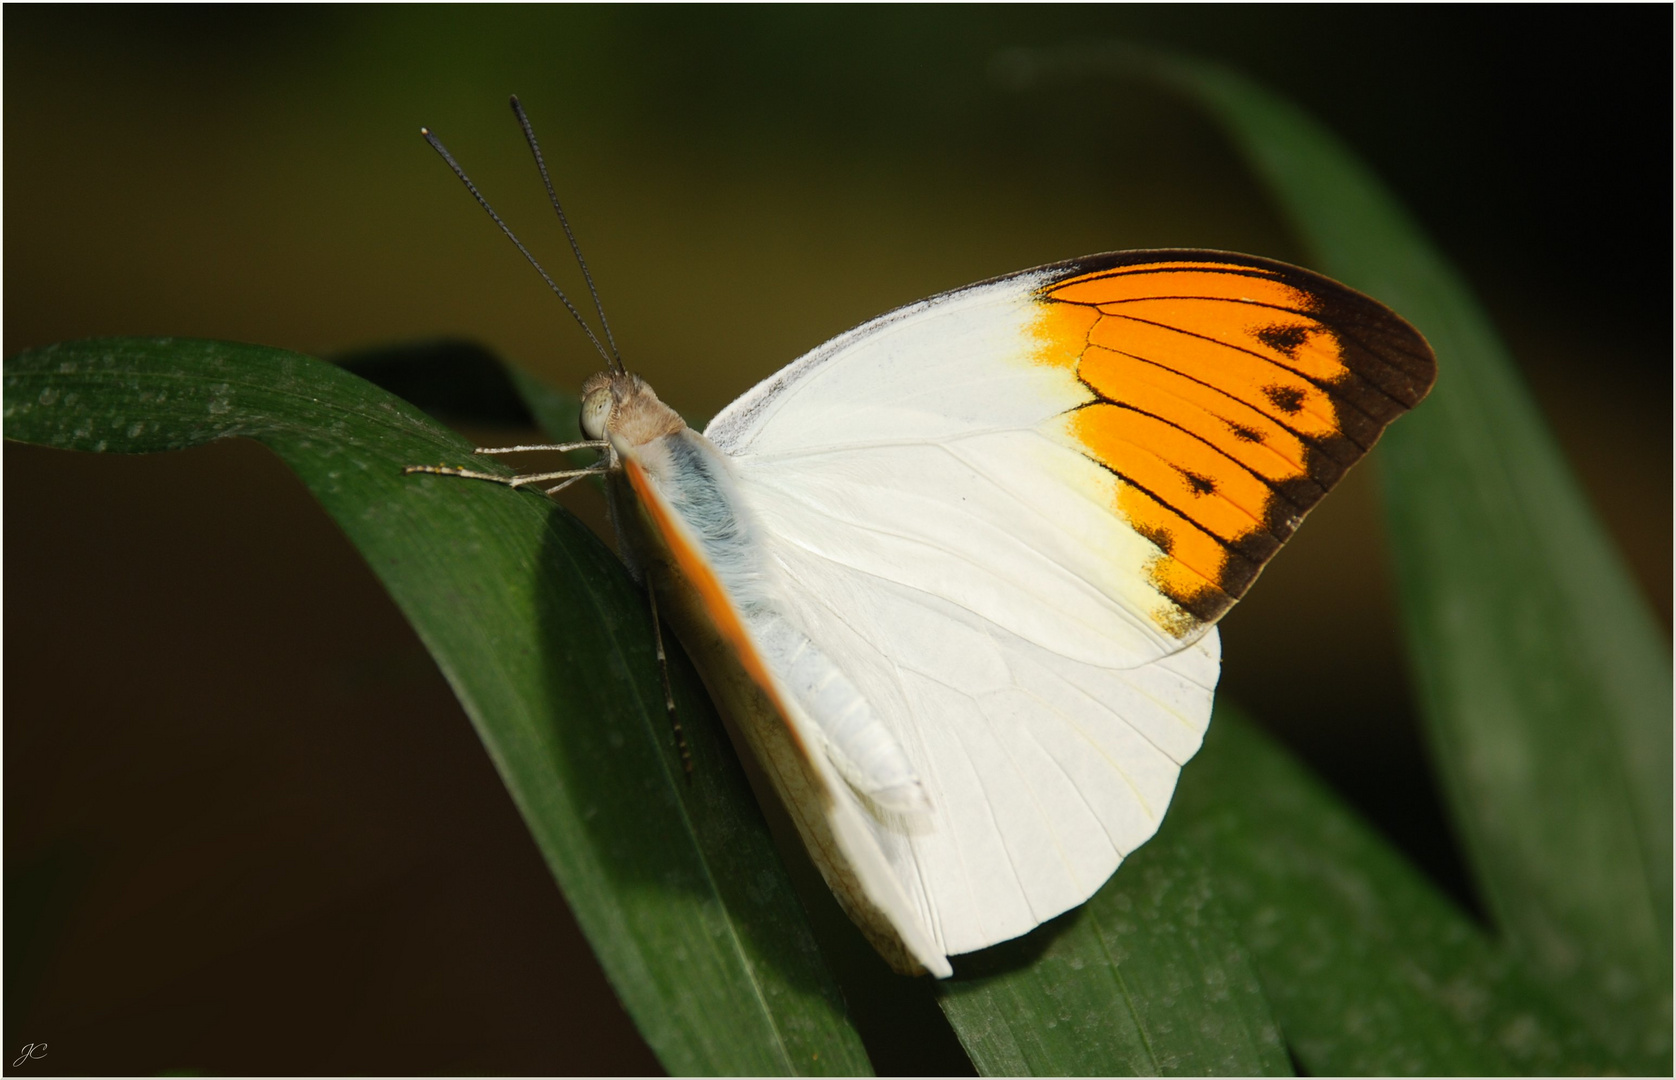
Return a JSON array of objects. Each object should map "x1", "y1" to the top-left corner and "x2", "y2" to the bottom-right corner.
[{"x1": 409, "y1": 100, "x2": 1437, "y2": 978}]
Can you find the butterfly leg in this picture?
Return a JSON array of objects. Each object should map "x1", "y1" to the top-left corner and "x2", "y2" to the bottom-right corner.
[
  {"x1": 401, "y1": 462, "x2": 610, "y2": 491},
  {"x1": 404, "y1": 440, "x2": 612, "y2": 493},
  {"x1": 646, "y1": 585, "x2": 692, "y2": 779},
  {"x1": 472, "y1": 440, "x2": 608, "y2": 456}
]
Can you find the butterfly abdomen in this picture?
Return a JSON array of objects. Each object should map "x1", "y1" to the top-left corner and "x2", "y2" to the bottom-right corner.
[
  {"x1": 616, "y1": 426, "x2": 948, "y2": 976},
  {"x1": 631, "y1": 429, "x2": 928, "y2": 813},
  {"x1": 746, "y1": 610, "x2": 929, "y2": 814}
]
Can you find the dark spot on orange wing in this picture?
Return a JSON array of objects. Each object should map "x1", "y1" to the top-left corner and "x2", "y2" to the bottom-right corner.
[
  {"x1": 1262, "y1": 471, "x2": 1337, "y2": 540},
  {"x1": 1161, "y1": 580, "x2": 1234, "y2": 626},
  {"x1": 1136, "y1": 521, "x2": 1174, "y2": 554},
  {"x1": 1272, "y1": 471, "x2": 1331, "y2": 507},
  {"x1": 1229, "y1": 422, "x2": 1265, "y2": 443},
  {"x1": 1076, "y1": 344, "x2": 1319, "y2": 486},
  {"x1": 1254, "y1": 322, "x2": 1312, "y2": 357},
  {"x1": 1209, "y1": 541, "x2": 1265, "y2": 600},
  {"x1": 1228, "y1": 527, "x2": 1282, "y2": 566},
  {"x1": 1262, "y1": 384, "x2": 1307, "y2": 414},
  {"x1": 1178, "y1": 467, "x2": 1217, "y2": 496}
]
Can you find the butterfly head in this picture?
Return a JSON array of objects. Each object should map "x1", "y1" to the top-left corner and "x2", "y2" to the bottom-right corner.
[{"x1": 580, "y1": 370, "x2": 686, "y2": 451}]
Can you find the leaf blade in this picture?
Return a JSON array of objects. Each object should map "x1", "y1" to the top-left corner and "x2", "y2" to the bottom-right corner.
[
  {"x1": 1176, "y1": 706, "x2": 1617, "y2": 1076},
  {"x1": 937, "y1": 831, "x2": 1290, "y2": 1077},
  {"x1": 2, "y1": 337, "x2": 873, "y2": 1077}
]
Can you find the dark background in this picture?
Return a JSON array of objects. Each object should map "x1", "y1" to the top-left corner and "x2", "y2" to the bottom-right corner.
[{"x1": 6, "y1": 7, "x2": 1669, "y2": 1074}]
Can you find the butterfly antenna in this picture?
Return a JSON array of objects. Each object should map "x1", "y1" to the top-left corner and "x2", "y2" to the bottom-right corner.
[
  {"x1": 420, "y1": 126, "x2": 616, "y2": 370},
  {"x1": 509, "y1": 95, "x2": 626, "y2": 375}
]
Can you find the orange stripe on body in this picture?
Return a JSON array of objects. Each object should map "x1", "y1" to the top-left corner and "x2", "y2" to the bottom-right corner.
[{"x1": 622, "y1": 456, "x2": 812, "y2": 760}]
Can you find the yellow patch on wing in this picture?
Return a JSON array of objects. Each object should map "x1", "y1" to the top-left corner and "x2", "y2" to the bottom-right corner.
[
  {"x1": 1028, "y1": 297, "x2": 1100, "y2": 370},
  {"x1": 1038, "y1": 254, "x2": 1435, "y2": 636}
]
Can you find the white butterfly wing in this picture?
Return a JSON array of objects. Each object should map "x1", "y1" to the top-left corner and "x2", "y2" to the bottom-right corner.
[
  {"x1": 760, "y1": 531, "x2": 1218, "y2": 955},
  {"x1": 698, "y1": 251, "x2": 1434, "y2": 961},
  {"x1": 704, "y1": 267, "x2": 1208, "y2": 958},
  {"x1": 708, "y1": 271, "x2": 1190, "y2": 672}
]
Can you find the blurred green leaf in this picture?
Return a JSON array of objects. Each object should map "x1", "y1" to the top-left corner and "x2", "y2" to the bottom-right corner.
[
  {"x1": 936, "y1": 827, "x2": 1290, "y2": 1077},
  {"x1": 1, "y1": 338, "x2": 872, "y2": 1077},
  {"x1": 1177, "y1": 706, "x2": 1613, "y2": 1075},
  {"x1": 1133, "y1": 53, "x2": 1672, "y2": 1069}
]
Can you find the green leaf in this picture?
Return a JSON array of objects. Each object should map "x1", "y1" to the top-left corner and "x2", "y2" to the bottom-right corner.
[
  {"x1": 936, "y1": 828, "x2": 1290, "y2": 1077},
  {"x1": 2, "y1": 337, "x2": 872, "y2": 1077},
  {"x1": 1131, "y1": 53, "x2": 1671, "y2": 1068},
  {"x1": 1177, "y1": 706, "x2": 1613, "y2": 1075}
]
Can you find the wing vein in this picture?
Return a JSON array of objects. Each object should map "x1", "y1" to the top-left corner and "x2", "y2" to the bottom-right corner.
[
  {"x1": 1069, "y1": 397, "x2": 1319, "y2": 519},
  {"x1": 756, "y1": 477, "x2": 1165, "y2": 648},
  {"x1": 1099, "y1": 310, "x2": 1396, "y2": 433}
]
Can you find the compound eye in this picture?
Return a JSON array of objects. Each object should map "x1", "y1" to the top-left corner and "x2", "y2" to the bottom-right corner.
[{"x1": 580, "y1": 387, "x2": 612, "y2": 440}]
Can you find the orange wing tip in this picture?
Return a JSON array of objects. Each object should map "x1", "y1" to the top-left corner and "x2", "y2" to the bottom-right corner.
[{"x1": 1032, "y1": 251, "x2": 1436, "y2": 634}]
